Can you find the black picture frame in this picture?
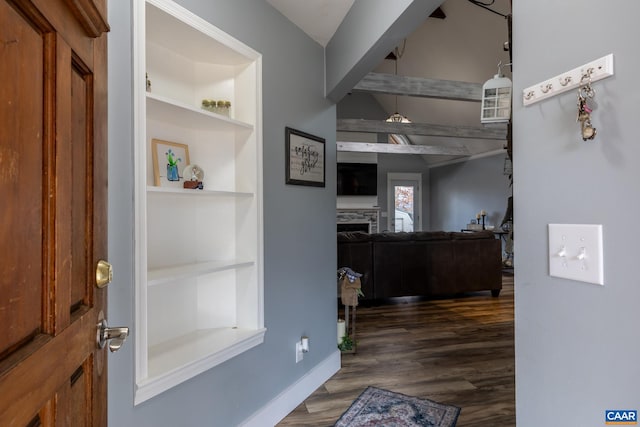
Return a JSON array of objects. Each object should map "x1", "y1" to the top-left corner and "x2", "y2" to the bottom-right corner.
[{"x1": 285, "y1": 127, "x2": 325, "y2": 187}]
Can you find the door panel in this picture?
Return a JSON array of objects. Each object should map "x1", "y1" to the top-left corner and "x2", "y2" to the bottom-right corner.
[
  {"x1": 0, "y1": 0, "x2": 45, "y2": 361},
  {"x1": 70, "y1": 56, "x2": 92, "y2": 315},
  {"x1": 0, "y1": 0, "x2": 109, "y2": 425}
]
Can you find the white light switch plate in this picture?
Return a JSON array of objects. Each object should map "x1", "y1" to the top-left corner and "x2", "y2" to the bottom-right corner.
[
  {"x1": 295, "y1": 342, "x2": 304, "y2": 363},
  {"x1": 548, "y1": 224, "x2": 603, "y2": 285}
]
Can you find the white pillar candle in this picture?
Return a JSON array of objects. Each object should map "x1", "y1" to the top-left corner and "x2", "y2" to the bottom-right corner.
[{"x1": 337, "y1": 319, "x2": 346, "y2": 344}]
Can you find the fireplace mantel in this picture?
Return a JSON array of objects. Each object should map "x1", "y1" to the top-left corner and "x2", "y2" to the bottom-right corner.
[{"x1": 337, "y1": 208, "x2": 380, "y2": 233}]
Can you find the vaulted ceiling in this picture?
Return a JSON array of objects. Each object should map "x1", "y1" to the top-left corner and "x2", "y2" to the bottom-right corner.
[{"x1": 267, "y1": 0, "x2": 512, "y2": 166}]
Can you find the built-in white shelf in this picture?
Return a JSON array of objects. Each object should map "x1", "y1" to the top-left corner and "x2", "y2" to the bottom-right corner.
[
  {"x1": 147, "y1": 186, "x2": 254, "y2": 198},
  {"x1": 146, "y1": 93, "x2": 254, "y2": 131},
  {"x1": 135, "y1": 327, "x2": 267, "y2": 405},
  {"x1": 134, "y1": 0, "x2": 263, "y2": 405},
  {"x1": 148, "y1": 260, "x2": 255, "y2": 287},
  {"x1": 146, "y1": 0, "x2": 252, "y2": 66}
]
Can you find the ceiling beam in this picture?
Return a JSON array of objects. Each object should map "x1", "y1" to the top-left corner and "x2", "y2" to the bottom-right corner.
[
  {"x1": 352, "y1": 73, "x2": 482, "y2": 102},
  {"x1": 325, "y1": 0, "x2": 444, "y2": 102},
  {"x1": 337, "y1": 119, "x2": 507, "y2": 140},
  {"x1": 337, "y1": 141, "x2": 469, "y2": 156}
]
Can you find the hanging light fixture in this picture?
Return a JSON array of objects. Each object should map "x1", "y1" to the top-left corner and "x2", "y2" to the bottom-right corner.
[
  {"x1": 386, "y1": 42, "x2": 411, "y2": 123},
  {"x1": 386, "y1": 111, "x2": 411, "y2": 123},
  {"x1": 481, "y1": 61, "x2": 512, "y2": 124}
]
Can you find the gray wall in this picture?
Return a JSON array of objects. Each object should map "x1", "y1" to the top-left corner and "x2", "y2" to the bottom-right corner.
[
  {"x1": 337, "y1": 92, "x2": 387, "y2": 120},
  {"x1": 513, "y1": 1, "x2": 640, "y2": 425},
  {"x1": 429, "y1": 154, "x2": 511, "y2": 231},
  {"x1": 107, "y1": 1, "x2": 337, "y2": 426}
]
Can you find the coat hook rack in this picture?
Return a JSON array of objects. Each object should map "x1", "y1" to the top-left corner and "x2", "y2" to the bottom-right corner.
[{"x1": 522, "y1": 54, "x2": 614, "y2": 106}]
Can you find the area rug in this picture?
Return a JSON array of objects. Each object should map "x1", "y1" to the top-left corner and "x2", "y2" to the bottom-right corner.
[{"x1": 334, "y1": 386, "x2": 460, "y2": 427}]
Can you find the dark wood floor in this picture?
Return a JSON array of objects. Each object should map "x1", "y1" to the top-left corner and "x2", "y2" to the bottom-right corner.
[{"x1": 278, "y1": 274, "x2": 515, "y2": 426}]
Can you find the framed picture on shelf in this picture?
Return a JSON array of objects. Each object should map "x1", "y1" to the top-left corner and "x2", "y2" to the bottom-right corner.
[
  {"x1": 151, "y1": 139, "x2": 190, "y2": 187},
  {"x1": 285, "y1": 127, "x2": 325, "y2": 187}
]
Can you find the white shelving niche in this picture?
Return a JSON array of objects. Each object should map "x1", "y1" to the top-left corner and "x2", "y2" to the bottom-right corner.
[{"x1": 134, "y1": 0, "x2": 264, "y2": 404}]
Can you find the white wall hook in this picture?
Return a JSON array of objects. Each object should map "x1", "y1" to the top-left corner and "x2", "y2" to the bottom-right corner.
[
  {"x1": 523, "y1": 54, "x2": 614, "y2": 106},
  {"x1": 559, "y1": 76, "x2": 572, "y2": 86}
]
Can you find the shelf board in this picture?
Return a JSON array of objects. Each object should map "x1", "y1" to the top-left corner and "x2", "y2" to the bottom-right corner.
[
  {"x1": 148, "y1": 260, "x2": 255, "y2": 287},
  {"x1": 146, "y1": 93, "x2": 254, "y2": 131},
  {"x1": 146, "y1": 186, "x2": 254, "y2": 197},
  {"x1": 146, "y1": 0, "x2": 259, "y2": 66},
  {"x1": 135, "y1": 327, "x2": 266, "y2": 404}
]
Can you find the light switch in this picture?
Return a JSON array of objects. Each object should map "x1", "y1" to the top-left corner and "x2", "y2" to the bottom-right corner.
[{"x1": 548, "y1": 224, "x2": 603, "y2": 285}]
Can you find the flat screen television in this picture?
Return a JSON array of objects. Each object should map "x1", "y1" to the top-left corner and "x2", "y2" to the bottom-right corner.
[{"x1": 337, "y1": 163, "x2": 377, "y2": 196}]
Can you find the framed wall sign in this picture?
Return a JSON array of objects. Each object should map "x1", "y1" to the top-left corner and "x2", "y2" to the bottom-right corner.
[{"x1": 285, "y1": 127, "x2": 325, "y2": 187}]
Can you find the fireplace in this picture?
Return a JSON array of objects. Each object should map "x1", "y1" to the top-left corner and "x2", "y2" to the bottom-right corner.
[
  {"x1": 337, "y1": 222, "x2": 370, "y2": 233},
  {"x1": 336, "y1": 208, "x2": 379, "y2": 233}
]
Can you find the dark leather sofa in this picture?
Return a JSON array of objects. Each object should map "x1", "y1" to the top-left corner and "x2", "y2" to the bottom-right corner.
[{"x1": 337, "y1": 230, "x2": 502, "y2": 303}]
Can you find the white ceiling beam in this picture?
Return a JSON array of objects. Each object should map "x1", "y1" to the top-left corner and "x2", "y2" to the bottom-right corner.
[
  {"x1": 353, "y1": 72, "x2": 483, "y2": 102},
  {"x1": 338, "y1": 141, "x2": 470, "y2": 156},
  {"x1": 337, "y1": 119, "x2": 507, "y2": 140}
]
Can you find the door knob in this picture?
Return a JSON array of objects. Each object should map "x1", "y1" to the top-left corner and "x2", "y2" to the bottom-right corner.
[
  {"x1": 96, "y1": 319, "x2": 129, "y2": 352},
  {"x1": 96, "y1": 260, "x2": 113, "y2": 288}
]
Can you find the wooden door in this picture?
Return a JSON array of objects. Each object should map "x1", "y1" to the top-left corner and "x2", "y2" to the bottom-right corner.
[{"x1": 0, "y1": 0, "x2": 110, "y2": 425}]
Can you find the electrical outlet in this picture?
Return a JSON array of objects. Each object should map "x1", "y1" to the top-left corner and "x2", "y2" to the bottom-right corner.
[
  {"x1": 295, "y1": 342, "x2": 304, "y2": 363},
  {"x1": 548, "y1": 224, "x2": 604, "y2": 285}
]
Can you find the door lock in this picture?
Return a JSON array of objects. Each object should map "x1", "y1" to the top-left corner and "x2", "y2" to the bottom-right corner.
[
  {"x1": 96, "y1": 260, "x2": 113, "y2": 288},
  {"x1": 96, "y1": 319, "x2": 129, "y2": 352}
]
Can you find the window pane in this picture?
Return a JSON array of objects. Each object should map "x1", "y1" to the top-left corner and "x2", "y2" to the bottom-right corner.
[
  {"x1": 394, "y1": 186, "x2": 414, "y2": 232},
  {"x1": 484, "y1": 99, "x2": 497, "y2": 107}
]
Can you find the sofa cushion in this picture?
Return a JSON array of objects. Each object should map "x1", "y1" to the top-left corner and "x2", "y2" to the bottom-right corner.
[
  {"x1": 372, "y1": 238, "x2": 427, "y2": 298},
  {"x1": 370, "y1": 232, "x2": 413, "y2": 242},
  {"x1": 411, "y1": 231, "x2": 450, "y2": 241}
]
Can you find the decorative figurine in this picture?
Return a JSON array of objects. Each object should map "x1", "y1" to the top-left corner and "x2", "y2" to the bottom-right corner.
[{"x1": 183, "y1": 164, "x2": 204, "y2": 189}]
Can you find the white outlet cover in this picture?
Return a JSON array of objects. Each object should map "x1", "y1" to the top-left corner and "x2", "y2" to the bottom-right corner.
[{"x1": 548, "y1": 224, "x2": 603, "y2": 285}]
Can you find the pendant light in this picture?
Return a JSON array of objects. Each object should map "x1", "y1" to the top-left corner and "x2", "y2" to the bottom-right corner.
[{"x1": 386, "y1": 42, "x2": 411, "y2": 123}]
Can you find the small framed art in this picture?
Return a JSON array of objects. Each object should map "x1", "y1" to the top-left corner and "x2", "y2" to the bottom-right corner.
[
  {"x1": 151, "y1": 139, "x2": 190, "y2": 187},
  {"x1": 285, "y1": 127, "x2": 325, "y2": 187}
]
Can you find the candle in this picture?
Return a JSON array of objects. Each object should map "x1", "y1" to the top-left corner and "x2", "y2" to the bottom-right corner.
[
  {"x1": 337, "y1": 319, "x2": 346, "y2": 344},
  {"x1": 476, "y1": 213, "x2": 481, "y2": 219},
  {"x1": 480, "y1": 210, "x2": 487, "y2": 216}
]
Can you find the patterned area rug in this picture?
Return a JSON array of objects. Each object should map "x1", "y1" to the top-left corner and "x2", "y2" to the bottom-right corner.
[{"x1": 334, "y1": 387, "x2": 460, "y2": 427}]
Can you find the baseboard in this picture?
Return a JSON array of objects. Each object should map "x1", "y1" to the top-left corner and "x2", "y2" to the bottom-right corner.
[{"x1": 240, "y1": 350, "x2": 341, "y2": 427}]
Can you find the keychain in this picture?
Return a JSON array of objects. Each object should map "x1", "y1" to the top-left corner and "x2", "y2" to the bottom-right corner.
[{"x1": 577, "y1": 72, "x2": 596, "y2": 141}]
